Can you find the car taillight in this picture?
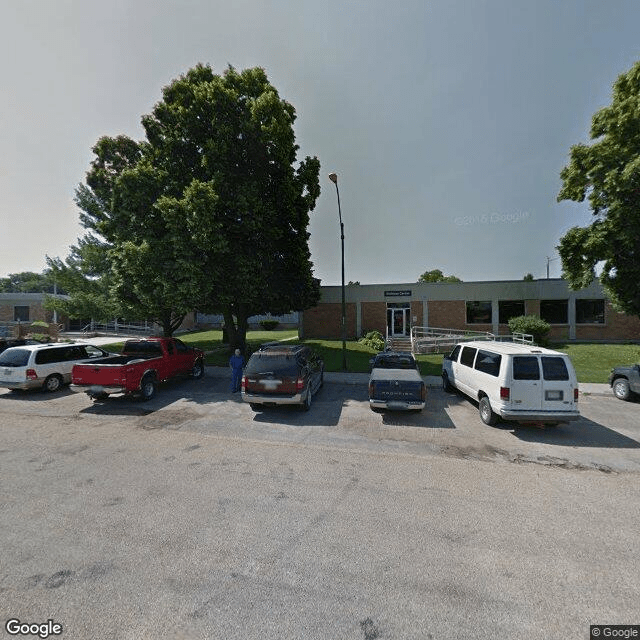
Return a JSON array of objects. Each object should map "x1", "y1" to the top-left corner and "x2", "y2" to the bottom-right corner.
[
  {"x1": 241, "y1": 375, "x2": 247, "y2": 391},
  {"x1": 26, "y1": 369, "x2": 38, "y2": 380},
  {"x1": 296, "y1": 378, "x2": 305, "y2": 391},
  {"x1": 574, "y1": 388, "x2": 579, "y2": 402},
  {"x1": 369, "y1": 381, "x2": 374, "y2": 396},
  {"x1": 500, "y1": 386, "x2": 510, "y2": 400}
]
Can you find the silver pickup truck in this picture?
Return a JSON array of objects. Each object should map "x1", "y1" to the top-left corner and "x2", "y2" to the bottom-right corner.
[{"x1": 368, "y1": 351, "x2": 426, "y2": 412}]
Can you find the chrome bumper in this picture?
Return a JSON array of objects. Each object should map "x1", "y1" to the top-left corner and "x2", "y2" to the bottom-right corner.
[
  {"x1": 70, "y1": 384, "x2": 126, "y2": 395},
  {"x1": 370, "y1": 399, "x2": 425, "y2": 411}
]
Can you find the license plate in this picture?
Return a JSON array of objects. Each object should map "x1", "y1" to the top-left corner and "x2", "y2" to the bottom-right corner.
[
  {"x1": 545, "y1": 390, "x2": 563, "y2": 401},
  {"x1": 261, "y1": 379, "x2": 282, "y2": 391}
]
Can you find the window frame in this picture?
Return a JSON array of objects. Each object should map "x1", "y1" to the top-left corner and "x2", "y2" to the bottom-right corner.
[
  {"x1": 14, "y1": 306, "x2": 30, "y2": 322},
  {"x1": 575, "y1": 299, "x2": 605, "y2": 325},
  {"x1": 540, "y1": 299, "x2": 568, "y2": 325},
  {"x1": 498, "y1": 300, "x2": 525, "y2": 325},
  {"x1": 466, "y1": 301, "x2": 492, "y2": 325}
]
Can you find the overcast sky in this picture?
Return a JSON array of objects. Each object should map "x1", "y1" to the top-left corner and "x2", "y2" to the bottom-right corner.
[{"x1": 1, "y1": 0, "x2": 639, "y2": 285}]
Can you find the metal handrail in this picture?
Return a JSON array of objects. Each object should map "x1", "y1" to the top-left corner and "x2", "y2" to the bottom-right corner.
[
  {"x1": 81, "y1": 321, "x2": 156, "y2": 336},
  {"x1": 410, "y1": 326, "x2": 534, "y2": 354}
]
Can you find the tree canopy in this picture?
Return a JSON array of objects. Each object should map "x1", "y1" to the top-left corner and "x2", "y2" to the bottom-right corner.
[
  {"x1": 418, "y1": 269, "x2": 462, "y2": 283},
  {"x1": 557, "y1": 60, "x2": 640, "y2": 317},
  {"x1": 0, "y1": 271, "x2": 61, "y2": 294},
  {"x1": 48, "y1": 64, "x2": 321, "y2": 342}
]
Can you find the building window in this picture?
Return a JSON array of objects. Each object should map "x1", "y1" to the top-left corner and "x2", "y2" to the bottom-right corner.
[
  {"x1": 498, "y1": 300, "x2": 525, "y2": 324},
  {"x1": 14, "y1": 306, "x2": 30, "y2": 322},
  {"x1": 540, "y1": 299, "x2": 568, "y2": 324},
  {"x1": 466, "y1": 301, "x2": 492, "y2": 324},
  {"x1": 576, "y1": 299, "x2": 605, "y2": 324}
]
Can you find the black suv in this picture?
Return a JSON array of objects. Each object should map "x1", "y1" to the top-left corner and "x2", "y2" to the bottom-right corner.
[
  {"x1": 609, "y1": 363, "x2": 640, "y2": 401},
  {"x1": 241, "y1": 344, "x2": 324, "y2": 411}
]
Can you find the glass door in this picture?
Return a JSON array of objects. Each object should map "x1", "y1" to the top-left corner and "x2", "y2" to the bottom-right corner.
[{"x1": 387, "y1": 305, "x2": 410, "y2": 337}]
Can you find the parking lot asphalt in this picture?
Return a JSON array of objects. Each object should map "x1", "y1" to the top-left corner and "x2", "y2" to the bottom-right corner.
[{"x1": 0, "y1": 373, "x2": 639, "y2": 640}]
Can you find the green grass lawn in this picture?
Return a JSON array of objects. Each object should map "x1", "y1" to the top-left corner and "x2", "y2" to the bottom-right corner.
[
  {"x1": 553, "y1": 342, "x2": 640, "y2": 383},
  {"x1": 98, "y1": 330, "x2": 640, "y2": 383}
]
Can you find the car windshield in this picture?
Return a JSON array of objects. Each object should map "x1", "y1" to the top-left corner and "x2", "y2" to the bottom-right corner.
[
  {"x1": 373, "y1": 355, "x2": 416, "y2": 369},
  {"x1": 245, "y1": 354, "x2": 299, "y2": 377},
  {"x1": 0, "y1": 348, "x2": 30, "y2": 367}
]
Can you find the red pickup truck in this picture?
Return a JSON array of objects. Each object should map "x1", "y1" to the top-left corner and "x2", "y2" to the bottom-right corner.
[{"x1": 71, "y1": 337, "x2": 205, "y2": 401}]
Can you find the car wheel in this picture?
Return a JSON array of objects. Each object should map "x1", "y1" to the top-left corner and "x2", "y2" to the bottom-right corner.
[
  {"x1": 191, "y1": 359, "x2": 205, "y2": 379},
  {"x1": 479, "y1": 396, "x2": 498, "y2": 426},
  {"x1": 302, "y1": 388, "x2": 312, "y2": 412},
  {"x1": 43, "y1": 374, "x2": 63, "y2": 393},
  {"x1": 139, "y1": 376, "x2": 157, "y2": 401},
  {"x1": 442, "y1": 372, "x2": 452, "y2": 392},
  {"x1": 612, "y1": 378, "x2": 631, "y2": 401}
]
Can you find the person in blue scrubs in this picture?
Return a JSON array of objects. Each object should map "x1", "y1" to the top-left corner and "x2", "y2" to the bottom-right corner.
[{"x1": 229, "y1": 348, "x2": 244, "y2": 393}]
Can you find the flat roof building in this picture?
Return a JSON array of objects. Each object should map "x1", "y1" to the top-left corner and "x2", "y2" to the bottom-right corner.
[{"x1": 301, "y1": 279, "x2": 640, "y2": 343}]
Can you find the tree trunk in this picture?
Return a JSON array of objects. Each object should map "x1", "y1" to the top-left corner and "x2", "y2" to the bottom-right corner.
[
  {"x1": 223, "y1": 306, "x2": 250, "y2": 355},
  {"x1": 160, "y1": 311, "x2": 185, "y2": 337}
]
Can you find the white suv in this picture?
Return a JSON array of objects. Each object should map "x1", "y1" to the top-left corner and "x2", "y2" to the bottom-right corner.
[
  {"x1": 442, "y1": 341, "x2": 580, "y2": 426},
  {"x1": 0, "y1": 343, "x2": 110, "y2": 392}
]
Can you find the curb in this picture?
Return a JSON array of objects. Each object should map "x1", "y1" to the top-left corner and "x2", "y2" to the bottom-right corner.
[{"x1": 205, "y1": 366, "x2": 612, "y2": 396}]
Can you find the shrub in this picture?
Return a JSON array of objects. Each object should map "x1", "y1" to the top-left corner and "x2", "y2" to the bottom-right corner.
[
  {"x1": 358, "y1": 330, "x2": 385, "y2": 351},
  {"x1": 259, "y1": 319, "x2": 280, "y2": 331},
  {"x1": 508, "y1": 315, "x2": 550, "y2": 345}
]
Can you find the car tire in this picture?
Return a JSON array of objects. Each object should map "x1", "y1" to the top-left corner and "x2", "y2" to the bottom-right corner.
[
  {"x1": 139, "y1": 375, "x2": 157, "y2": 401},
  {"x1": 43, "y1": 374, "x2": 63, "y2": 393},
  {"x1": 302, "y1": 388, "x2": 312, "y2": 412},
  {"x1": 612, "y1": 378, "x2": 631, "y2": 401},
  {"x1": 191, "y1": 359, "x2": 205, "y2": 379},
  {"x1": 442, "y1": 373, "x2": 453, "y2": 392},
  {"x1": 479, "y1": 396, "x2": 498, "y2": 426}
]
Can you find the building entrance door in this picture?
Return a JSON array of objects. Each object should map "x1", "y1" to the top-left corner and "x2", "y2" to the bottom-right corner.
[{"x1": 387, "y1": 304, "x2": 410, "y2": 337}]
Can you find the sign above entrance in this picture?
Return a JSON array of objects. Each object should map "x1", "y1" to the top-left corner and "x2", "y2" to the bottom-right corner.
[{"x1": 384, "y1": 290, "x2": 412, "y2": 297}]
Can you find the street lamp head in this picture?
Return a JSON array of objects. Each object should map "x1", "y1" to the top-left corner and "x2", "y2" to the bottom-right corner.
[{"x1": 328, "y1": 172, "x2": 338, "y2": 184}]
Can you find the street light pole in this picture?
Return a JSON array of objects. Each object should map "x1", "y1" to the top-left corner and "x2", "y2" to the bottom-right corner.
[{"x1": 328, "y1": 172, "x2": 347, "y2": 371}]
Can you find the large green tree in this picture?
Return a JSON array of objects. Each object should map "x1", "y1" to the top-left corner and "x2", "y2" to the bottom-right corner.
[
  {"x1": 0, "y1": 271, "x2": 59, "y2": 293},
  {"x1": 49, "y1": 65, "x2": 321, "y2": 342},
  {"x1": 557, "y1": 60, "x2": 640, "y2": 316},
  {"x1": 418, "y1": 269, "x2": 462, "y2": 283}
]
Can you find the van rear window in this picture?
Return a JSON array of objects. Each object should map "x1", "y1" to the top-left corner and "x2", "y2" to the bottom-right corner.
[
  {"x1": 541, "y1": 356, "x2": 569, "y2": 381},
  {"x1": 474, "y1": 350, "x2": 501, "y2": 377},
  {"x1": 513, "y1": 356, "x2": 540, "y2": 380},
  {"x1": 0, "y1": 349, "x2": 30, "y2": 367}
]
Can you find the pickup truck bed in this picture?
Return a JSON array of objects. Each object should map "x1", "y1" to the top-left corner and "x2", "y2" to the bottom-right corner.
[
  {"x1": 71, "y1": 338, "x2": 205, "y2": 401},
  {"x1": 368, "y1": 352, "x2": 427, "y2": 411}
]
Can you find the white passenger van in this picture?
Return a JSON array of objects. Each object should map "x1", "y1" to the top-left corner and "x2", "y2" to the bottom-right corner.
[{"x1": 442, "y1": 341, "x2": 579, "y2": 426}]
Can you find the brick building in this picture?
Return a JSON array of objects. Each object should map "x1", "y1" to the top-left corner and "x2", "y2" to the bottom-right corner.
[
  {"x1": 300, "y1": 279, "x2": 640, "y2": 343},
  {"x1": 0, "y1": 293, "x2": 69, "y2": 337}
]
